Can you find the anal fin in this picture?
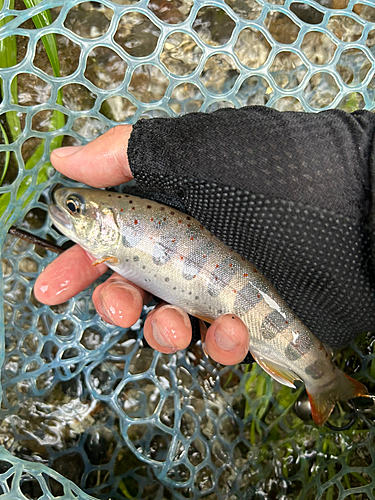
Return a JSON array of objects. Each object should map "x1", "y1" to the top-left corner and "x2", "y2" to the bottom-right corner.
[{"x1": 250, "y1": 349, "x2": 301, "y2": 388}]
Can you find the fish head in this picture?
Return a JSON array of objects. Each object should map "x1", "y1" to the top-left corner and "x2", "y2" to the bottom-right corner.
[{"x1": 49, "y1": 187, "x2": 120, "y2": 254}]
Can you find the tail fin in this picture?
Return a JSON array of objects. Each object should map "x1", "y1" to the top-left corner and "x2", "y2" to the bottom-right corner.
[{"x1": 306, "y1": 372, "x2": 368, "y2": 426}]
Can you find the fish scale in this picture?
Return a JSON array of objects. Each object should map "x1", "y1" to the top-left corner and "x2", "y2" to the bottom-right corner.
[{"x1": 49, "y1": 187, "x2": 368, "y2": 425}]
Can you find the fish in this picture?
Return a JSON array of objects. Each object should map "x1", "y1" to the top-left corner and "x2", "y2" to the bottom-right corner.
[{"x1": 48, "y1": 187, "x2": 368, "y2": 425}]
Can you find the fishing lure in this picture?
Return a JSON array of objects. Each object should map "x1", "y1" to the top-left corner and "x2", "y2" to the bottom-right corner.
[{"x1": 49, "y1": 187, "x2": 368, "y2": 425}]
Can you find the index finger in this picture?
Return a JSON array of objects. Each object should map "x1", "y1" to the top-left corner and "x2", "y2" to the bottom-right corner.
[{"x1": 50, "y1": 125, "x2": 133, "y2": 188}]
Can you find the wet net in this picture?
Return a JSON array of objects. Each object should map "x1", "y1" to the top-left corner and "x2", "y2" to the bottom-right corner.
[{"x1": 1, "y1": 0, "x2": 375, "y2": 499}]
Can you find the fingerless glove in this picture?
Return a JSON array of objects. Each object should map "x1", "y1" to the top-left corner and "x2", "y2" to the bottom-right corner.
[{"x1": 127, "y1": 106, "x2": 375, "y2": 348}]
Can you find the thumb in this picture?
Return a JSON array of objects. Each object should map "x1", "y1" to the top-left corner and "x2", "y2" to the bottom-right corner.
[{"x1": 50, "y1": 125, "x2": 133, "y2": 188}]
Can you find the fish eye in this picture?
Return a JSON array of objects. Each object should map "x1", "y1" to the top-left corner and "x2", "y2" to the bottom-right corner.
[{"x1": 66, "y1": 194, "x2": 85, "y2": 215}]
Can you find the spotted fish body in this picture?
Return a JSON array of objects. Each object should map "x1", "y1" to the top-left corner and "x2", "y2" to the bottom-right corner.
[{"x1": 49, "y1": 187, "x2": 368, "y2": 425}]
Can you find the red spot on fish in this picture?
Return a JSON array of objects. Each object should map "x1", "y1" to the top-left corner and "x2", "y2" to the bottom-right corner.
[
  {"x1": 172, "y1": 238, "x2": 175, "y2": 242},
  {"x1": 158, "y1": 221, "x2": 161, "y2": 225},
  {"x1": 178, "y1": 220, "x2": 182, "y2": 224},
  {"x1": 203, "y1": 254, "x2": 207, "y2": 258},
  {"x1": 151, "y1": 218, "x2": 154, "y2": 221},
  {"x1": 215, "y1": 277, "x2": 218, "y2": 281},
  {"x1": 132, "y1": 207, "x2": 135, "y2": 210},
  {"x1": 134, "y1": 220, "x2": 138, "y2": 225},
  {"x1": 285, "y1": 321, "x2": 289, "y2": 324},
  {"x1": 253, "y1": 269, "x2": 257, "y2": 273},
  {"x1": 163, "y1": 218, "x2": 166, "y2": 221},
  {"x1": 120, "y1": 209, "x2": 123, "y2": 212},
  {"x1": 147, "y1": 205, "x2": 151, "y2": 209},
  {"x1": 200, "y1": 225, "x2": 204, "y2": 229},
  {"x1": 229, "y1": 263, "x2": 233, "y2": 267},
  {"x1": 191, "y1": 237, "x2": 194, "y2": 241},
  {"x1": 187, "y1": 224, "x2": 191, "y2": 227},
  {"x1": 215, "y1": 264, "x2": 219, "y2": 268},
  {"x1": 181, "y1": 256, "x2": 184, "y2": 260},
  {"x1": 243, "y1": 273, "x2": 248, "y2": 277},
  {"x1": 257, "y1": 294, "x2": 260, "y2": 298},
  {"x1": 193, "y1": 275, "x2": 196, "y2": 278},
  {"x1": 233, "y1": 290, "x2": 237, "y2": 293}
]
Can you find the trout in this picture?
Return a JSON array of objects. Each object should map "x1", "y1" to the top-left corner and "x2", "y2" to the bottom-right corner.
[{"x1": 49, "y1": 187, "x2": 368, "y2": 425}]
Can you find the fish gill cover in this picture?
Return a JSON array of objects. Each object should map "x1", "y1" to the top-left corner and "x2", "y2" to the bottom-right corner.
[{"x1": 0, "y1": 0, "x2": 375, "y2": 499}]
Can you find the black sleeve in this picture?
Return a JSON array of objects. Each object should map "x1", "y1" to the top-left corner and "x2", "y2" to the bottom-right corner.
[{"x1": 127, "y1": 106, "x2": 375, "y2": 348}]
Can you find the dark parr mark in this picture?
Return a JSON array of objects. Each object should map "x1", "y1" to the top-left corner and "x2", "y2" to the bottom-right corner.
[
  {"x1": 305, "y1": 360, "x2": 325, "y2": 380},
  {"x1": 285, "y1": 331, "x2": 314, "y2": 361},
  {"x1": 233, "y1": 282, "x2": 262, "y2": 315},
  {"x1": 182, "y1": 241, "x2": 214, "y2": 280},
  {"x1": 261, "y1": 310, "x2": 289, "y2": 340},
  {"x1": 153, "y1": 235, "x2": 178, "y2": 266},
  {"x1": 208, "y1": 257, "x2": 239, "y2": 297},
  {"x1": 115, "y1": 213, "x2": 144, "y2": 247}
]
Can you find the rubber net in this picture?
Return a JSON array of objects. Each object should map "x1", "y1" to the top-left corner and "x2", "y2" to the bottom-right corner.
[{"x1": 1, "y1": 0, "x2": 375, "y2": 499}]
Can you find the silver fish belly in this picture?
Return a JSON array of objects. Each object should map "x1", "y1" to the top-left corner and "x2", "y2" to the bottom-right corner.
[{"x1": 49, "y1": 187, "x2": 368, "y2": 424}]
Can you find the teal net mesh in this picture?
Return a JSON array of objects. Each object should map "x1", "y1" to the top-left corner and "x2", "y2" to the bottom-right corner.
[{"x1": 1, "y1": 0, "x2": 375, "y2": 498}]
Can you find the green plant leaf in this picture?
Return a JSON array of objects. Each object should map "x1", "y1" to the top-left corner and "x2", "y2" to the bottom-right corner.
[
  {"x1": 0, "y1": 0, "x2": 65, "y2": 220},
  {"x1": 0, "y1": 162, "x2": 52, "y2": 218},
  {"x1": 0, "y1": 0, "x2": 21, "y2": 144},
  {"x1": 22, "y1": 0, "x2": 61, "y2": 78},
  {"x1": 0, "y1": 121, "x2": 10, "y2": 185}
]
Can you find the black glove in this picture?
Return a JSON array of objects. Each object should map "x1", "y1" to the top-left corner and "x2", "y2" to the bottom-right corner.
[{"x1": 127, "y1": 106, "x2": 375, "y2": 349}]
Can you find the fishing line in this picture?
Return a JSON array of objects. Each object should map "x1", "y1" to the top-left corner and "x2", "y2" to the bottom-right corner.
[{"x1": 8, "y1": 226, "x2": 64, "y2": 254}]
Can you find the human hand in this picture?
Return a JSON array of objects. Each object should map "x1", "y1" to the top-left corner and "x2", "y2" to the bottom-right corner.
[
  {"x1": 34, "y1": 125, "x2": 250, "y2": 365},
  {"x1": 35, "y1": 106, "x2": 375, "y2": 356}
]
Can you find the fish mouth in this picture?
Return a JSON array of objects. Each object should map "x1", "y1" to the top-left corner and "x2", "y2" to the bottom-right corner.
[{"x1": 48, "y1": 203, "x2": 73, "y2": 232}]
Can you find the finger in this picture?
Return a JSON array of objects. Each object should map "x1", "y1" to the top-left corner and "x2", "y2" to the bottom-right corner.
[
  {"x1": 34, "y1": 245, "x2": 108, "y2": 305},
  {"x1": 204, "y1": 314, "x2": 249, "y2": 365},
  {"x1": 143, "y1": 304, "x2": 192, "y2": 354},
  {"x1": 92, "y1": 273, "x2": 152, "y2": 329},
  {"x1": 50, "y1": 125, "x2": 133, "y2": 188}
]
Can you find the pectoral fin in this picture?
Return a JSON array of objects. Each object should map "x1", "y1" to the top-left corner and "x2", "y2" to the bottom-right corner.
[
  {"x1": 250, "y1": 349, "x2": 301, "y2": 388},
  {"x1": 92, "y1": 256, "x2": 119, "y2": 266}
]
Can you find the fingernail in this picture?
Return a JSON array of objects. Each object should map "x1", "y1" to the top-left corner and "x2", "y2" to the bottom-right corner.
[
  {"x1": 53, "y1": 146, "x2": 84, "y2": 158},
  {"x1": 214, "y1": 328, "x2": 240, "y2": 351},
  {"x1": 99, "y1": 282, "x2": 139, "y2": 321},
  {"x1": 151, "y1": 317, "x2": 178, "y2": 351}
]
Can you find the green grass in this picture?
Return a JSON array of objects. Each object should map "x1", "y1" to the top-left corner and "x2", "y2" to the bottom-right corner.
[
  {"x1": 0, "y1": 121, "x2": 10, "y2": 185},
  {"x1": 0, "y1": 0, "x2": 65, "y2": 220}
]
